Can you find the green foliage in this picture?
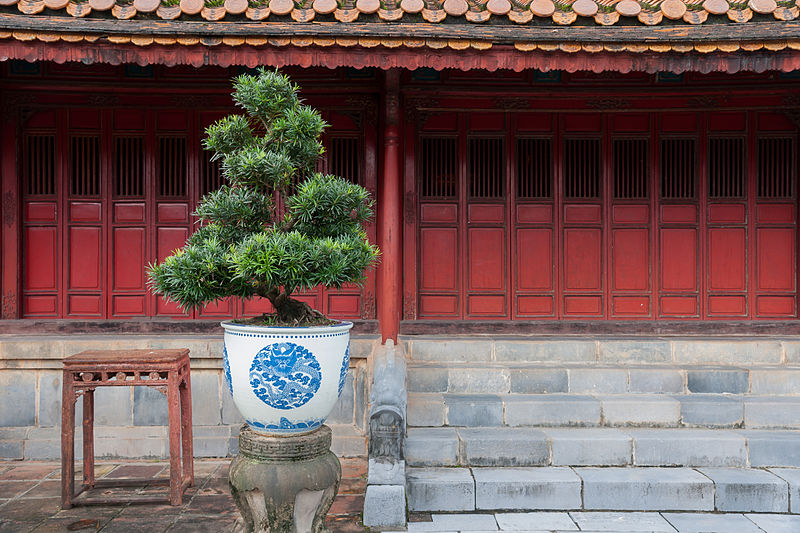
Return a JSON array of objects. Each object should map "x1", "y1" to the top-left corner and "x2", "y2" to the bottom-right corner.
[{"x1": 147, "y1": 68, "x2": 379, "y2": 324}]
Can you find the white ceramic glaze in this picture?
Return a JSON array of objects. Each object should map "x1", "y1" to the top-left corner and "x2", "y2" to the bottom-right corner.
[{"x1": 221, "y1": 321, "x2": 353, "y2": 435}]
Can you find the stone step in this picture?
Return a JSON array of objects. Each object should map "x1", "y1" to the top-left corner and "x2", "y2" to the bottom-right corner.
[
  {"x1": 406, "y1": 466, "x2": 800, "y2": 514},
  {"x1": 404, "y1": 336, "x2": 800, "y2": 365},
  {"x1": 408, "y1": 362, "x2": 800, "y2": 395},
  {"x1": 405, "y1": 427, "x2": 800, "y2": 468},
  {"x1": 408, "y1": 392, "x2": 800, "y2": 429}
]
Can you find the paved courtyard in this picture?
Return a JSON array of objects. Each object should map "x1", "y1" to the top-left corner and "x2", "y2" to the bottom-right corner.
[
  {"x1": 3, "y1": 459, "x2": 800, "y2": 532},
  {"x1": 0, "y1": 459, "x2": 367, "y2": 532}
]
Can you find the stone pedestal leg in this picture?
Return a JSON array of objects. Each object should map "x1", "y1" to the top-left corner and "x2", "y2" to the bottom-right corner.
[{"x1": 229, "y1": 425, "x2": 341, "y2": 533}]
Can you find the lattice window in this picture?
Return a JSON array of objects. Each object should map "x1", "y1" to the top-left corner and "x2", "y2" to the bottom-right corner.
[
  {"x1": 469, "y1": 137, "x2": 505, "y2": 199},
  {"x1": 24, "y1": 134, "x2": 55, "y2": 196},
  {"x1": 70, "y1": 135, "x2": 101, "y2": 197},
  {"x1": 158, "y1": 136, "x2": 187, "y2": 197},
  {"x1": 114, "y1": 137, "x2": 145, "y2": 197},
  {"x1": 758, "y1": 137, "x2": 795, "y2": 198},
  {"x1": 564, "y1": 138, "x2": 601, "y2": 199},
  {"x1": 661, "y1": 138, "x2": 696, "y2": 199},
  {"x1": 419, "y1": 137, "x2": 457, "y2": 198},
  {"x1": 199, "y1": 154, "x2": 223, "y2": 198},
  {"x1": 613, "y1": 139, "x2": 648, "y2": 199},
  {"x1": 708, "y1": 137, "x2": 745, "y2": 199},
  {"x1": 329, "y1": 137, "x2": 362, "y2": 186},
  {"x1": 516, "y1": 138, "x2": 552, "y2": 199}
]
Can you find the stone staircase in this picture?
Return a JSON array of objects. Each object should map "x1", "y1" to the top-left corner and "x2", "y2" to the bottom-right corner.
[{"x1": 402, "y1": 336, "x2": 800, "y2": 515}]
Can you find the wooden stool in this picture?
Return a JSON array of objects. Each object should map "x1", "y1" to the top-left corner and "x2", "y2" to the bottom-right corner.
[{"x1": 61, "y1": 349, "x2": 194, "y2": 508}]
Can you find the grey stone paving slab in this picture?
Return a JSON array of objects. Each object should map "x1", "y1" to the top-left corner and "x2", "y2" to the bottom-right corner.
[
  {"x1": 598, "y1": 340, "x2": 672, "y2": 363},
  {"x1": 407, "y1": 467, "x2": 475, "y2": 512},
  {"x1": 408, "y1": 367, "x2": 449, "y2": 392},
  {"x1": 446, "y1": 394, "x2": 504, "y2": 427},
  {"x1": 569, "y1": 369, "x2": 628, "y2": 393},
  {"x1": 678, "y1": 395, "x2": 743, "y2": 428},
  {"x1": 628, "y1": 369, "x2": 684, "y2": 393},
  {"x1": 629, "y1": 429, "x2": 747, "y2": 467},
  {"x1": 744, "y1": 513, "x2": 800, "y2": 533},
  {"x1": 673, "y1": 340, "x2": 782, "y2": 364},
  {"x1": 509, "y1": 369, "x2": 568, "y2": 394},
  {"x1": 410, "y1": 339, "x2": 493, "y2": 362},
  {"x1": 406, "y1": 523, "x2": 457, "y2": 532},
  {"x1": 543, "y1": 428, "x2": 631, "y2": 466},
  {"x1": 473, "y1": 467, "x2": 581, "y2": 511},
  {"x1": 504, "y1": 395, "x2": 601, "y2": 427},
  {"x1": 449, "y1": 369, "x2": 510, "y2": 394},
  {"x1": 568, "y1": 512, "x2": 678, "y2": 532},
  {"x1": 740, "y1": 430, "x2": 800, "y2": 467},
  {"x1": 687, "y1": 369, "x2": 749, "y2": 394},
  {"x1": 432, "y1": 513, "x2": 499, "y2": 531},
  {"x1": 494, "y1": 512, "x2": 578, "y2": 531},
  {"x1": 363, "y1": 485, "x2": 406, "y2": 528},
  {"x1": 661, "y1": 513, "x2": 762, "y2": 533},
  {"x1": 408, "y1": 393, "x2": 447, "y2": 427},
  {"x1": 494, "y1": 340, "x2": 596, "y2": 362},
  {"x1": 599, "y1": 395, "x2": 681, "y2": 427},
  {"x1": 769, "y1": 467, "x2": 800, "y2": 513},
  {"x1": 406, "y1": 428, "x2": 459, "y2": 466},
  {"x1": 744, "y1": 397, "x2": 800, "y2": 429},
  {"x1": 750, "y1": 368, "x2": 800, "y2": 394},
  {"x1": 578, "y1": 467, "x2": 714, "y2": 511},
  {"x1": 698, "y1": 468, "x2": 789, "y2": 513},
  {"x1": 458, "y1": 428, "x2": 549, "y2": 467},
  {"x1": 698, "y1": 467, "x2": 788, "y2": 512}
]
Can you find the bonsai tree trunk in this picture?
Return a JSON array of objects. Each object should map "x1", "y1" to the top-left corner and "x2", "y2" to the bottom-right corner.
[{"x1": 263, "y1": 289, "x2": 324, "y2": 326}]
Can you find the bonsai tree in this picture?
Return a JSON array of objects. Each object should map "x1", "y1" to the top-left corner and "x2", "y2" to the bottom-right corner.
[{"x1": 148, "y1": 69, "x2": 380, "y2": 326}]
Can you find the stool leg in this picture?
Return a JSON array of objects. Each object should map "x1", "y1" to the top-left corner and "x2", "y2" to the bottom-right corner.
[
  {"x1": 167, "y1": 377, "x2": 182, "y2": 506},
  {"x1": 82, "y1": 388, "x2": 95, "y2": 488},
  {"x1": 180, "y1": 368, "x2": 194, "y2": 487},
  {"x1": 61, "y1": 372, "x2": 75, "y2": 509}
]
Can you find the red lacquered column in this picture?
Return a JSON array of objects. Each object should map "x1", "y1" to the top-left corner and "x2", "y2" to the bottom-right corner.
[{"x1": 378, "y1": 69, "x2": 403, "y2": 343}]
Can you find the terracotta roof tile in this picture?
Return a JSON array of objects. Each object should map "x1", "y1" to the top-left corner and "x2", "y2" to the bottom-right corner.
[{"x1": 2, "y1": 0, "x2": 799, "y2": 25}]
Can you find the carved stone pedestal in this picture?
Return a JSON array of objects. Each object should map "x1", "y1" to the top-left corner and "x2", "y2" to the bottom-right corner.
[{"x1": 229, "y1": 425, "x2": 341, "y2": 533}]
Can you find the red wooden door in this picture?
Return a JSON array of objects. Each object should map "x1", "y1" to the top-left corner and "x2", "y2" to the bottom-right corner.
[
  {"x1": 412, "y1": 109, "x2": 798, "y2": 320},
  {"x1": 20, "y1": 104, "x2": 377, "y2": 320}
]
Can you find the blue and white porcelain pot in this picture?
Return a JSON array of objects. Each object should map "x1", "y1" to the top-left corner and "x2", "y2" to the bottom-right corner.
[{"x1": 221, "y1": 321, "x2": 353, "y2": 436}]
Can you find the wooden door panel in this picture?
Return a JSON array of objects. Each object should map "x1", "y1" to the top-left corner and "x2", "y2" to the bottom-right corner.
[
  {"x1": 757, "y1": 228, "x2": 796, "y2": 291},
  {"x1": 112, "y1": 295, "x2": 146, "y2": 315},
  {"x1": 660, "y1": 228, "x2": 697, "y2": 291},
  {"x1": 68, "y1": 226, "x2": 102, "y2": 290},
  {"x1": 708, "y1": 295, "x2": 747, "y2": 315},
  {"x1": 564, "y1": 228, "x2": 602, "y2": 290},
  {"x1": 612, "y1": 229, "x2": 649, "y2": 291},
  {"x1": 564, "y1": 295, "x2": 603, "y2": 315},
  {"x1": 517, "y1": 295, "x2": 554, "y2": 315},
  {"x1": 708, "y1": 228, "x2": 746, "y2": 291},
  {"x1": 516, "y1": 228, "x2": 553, "y2": 290},
  {"x1": 757, "y1": 295, "x2": 796, "y2": 316},
  {"x1": 24, "y1": 227, "x2": 58, "y2": 291},
  {"x1": 613, "y1": 296, "x2": 650, "y2": 315},
  {"x1": 468, "y1": 227, "x2": 505, "y2": 291},
  {"x1": 419, "y1": 295, "x2": 459, "y2": 316},
  {"x1": 467, "y1": 294, "x2": 506, "y2": 316},
  {"x1": 420, "y1": 228, "x2": 458, "y2": 291},
  {"x1": 113, "y1": 227, "x2": 146, "y2": 291},
  {"x1": 67, "y1": 294, "x2": 102, "y2": 315}
]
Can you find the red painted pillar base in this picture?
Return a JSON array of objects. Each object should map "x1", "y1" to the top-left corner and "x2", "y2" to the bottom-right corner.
[{"x1": 377, "y1": 69, "x2": 403, "y2": 344}]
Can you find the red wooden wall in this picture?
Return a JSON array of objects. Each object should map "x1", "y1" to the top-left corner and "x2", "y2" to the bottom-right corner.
[
  {"x1": 410, "y1": 110, "x2": 798, "y2": 320},
  {"x1": 19, "y1": 104, "x2": 377, "y2": 320}
]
